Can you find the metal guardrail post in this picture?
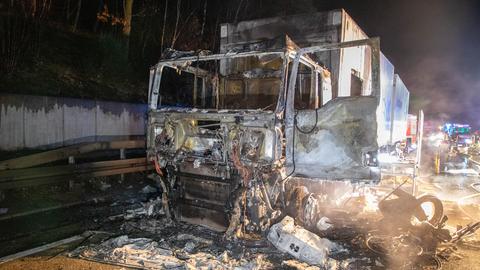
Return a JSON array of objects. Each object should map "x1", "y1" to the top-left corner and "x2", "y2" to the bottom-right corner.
[
  {"x1": 68, "y1": 156, "x2": 75, "y2": 190},
  {"x1": 120, "y1": 148, "x2": 126, "y2": 183}
]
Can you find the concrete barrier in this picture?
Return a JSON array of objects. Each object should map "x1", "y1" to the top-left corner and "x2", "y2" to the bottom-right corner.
[{"x1": 0, "y1": 94, "x2": 147, "y2": 151}]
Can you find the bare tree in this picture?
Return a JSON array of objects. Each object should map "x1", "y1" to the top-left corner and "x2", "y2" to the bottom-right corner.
[
  {"x1": 72, "y1": 0, "x2": 82, "y2": 32},
  {"x1": 200, "y1": 0, "x2": 208, "y2": 38},
  {"x1": 170, "y1": 8, "x2": 196, "y2": 49},
  {"x1": 170, "y1": 0, "x2": 181, "y2": 48},
  {"x1": 160, "y1": 0, "x2": 168, "y2": 52},
  {"x1": 211, "y1": 12, "x2": 220, "y2": 50},
  {"x1": 123, "y1": 0, "x2": 134, "y2": 36},
  {"x1": 0, "y1": 0, "x2": 51, "y2": 74},
  {"x1": 234, "y1": 0, "x2": 244, "y2": 23},
  {"x1": 65, "y1": 0, "x2": 71, "y2": 22}
]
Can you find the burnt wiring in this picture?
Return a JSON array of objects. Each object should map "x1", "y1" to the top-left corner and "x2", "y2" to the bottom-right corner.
[
  {"x1": 278, "y1": 111, "x2": 318, "y2": 209},
  {"x1": 278, "y1": 109, "x2": 316, "y2": 186},
  {"x1": 277, "y1": 114, "x2": 297, "y2": 209},
  {"x1": 231, "y1": 140, "x2": 252, "y2": 186},
  {"x1": 225, "y1": 139, "x2": 252, "y2": 238},
  {"x1": 295, "y1": 109, "x2": 318, "y2": 134},
  {"x1": 258, "y1": 173, "x2": 274, "y2": 212}
]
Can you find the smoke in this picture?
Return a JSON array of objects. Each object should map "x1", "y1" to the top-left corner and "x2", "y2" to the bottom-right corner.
[
  {"x1": 407, "y1": 56, "x2": 480, "y2": 128},
  {"x1": 323, "y1": 0, "x2": 480, "y2": 128},
  {"x1": 372, "y1": 0, "x2": 480, "y2": 128}
]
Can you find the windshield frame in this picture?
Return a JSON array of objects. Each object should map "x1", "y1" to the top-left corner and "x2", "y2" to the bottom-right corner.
[{"x1": 148, "y1": 49, "x2": 325, "y2": 113}]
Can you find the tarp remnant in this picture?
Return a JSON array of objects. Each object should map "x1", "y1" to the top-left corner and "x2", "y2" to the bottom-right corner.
[{"x1": 267, "y1": 216, "x2": 342, "y2": 265}]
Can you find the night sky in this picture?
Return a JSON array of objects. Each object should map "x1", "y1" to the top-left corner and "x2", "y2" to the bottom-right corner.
[
  {"x1": 317, "y1": 0, "x2": 480, "y2": 126},
  {"x1": 2, "y1": 0, "x2": 479, "y2": 127}
]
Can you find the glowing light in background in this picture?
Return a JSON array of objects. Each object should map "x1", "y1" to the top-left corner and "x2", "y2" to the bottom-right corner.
[{"x1": 377, "y1": 153, "x2": 398, "y2": 163}]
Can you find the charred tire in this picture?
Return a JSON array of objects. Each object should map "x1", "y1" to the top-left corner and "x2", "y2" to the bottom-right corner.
[
  {"x1": 365, "y1": 234, "x2": 423, "y2": 257},
  {"x1": 418, "y1": 255, "x2": 442, "y2": 270},
  {"x1": 415, "y1": 195, "x2": 444, "y2": 226},
  {"x1": 285, "y1": 186, "x2": 309, "y2": 220}
]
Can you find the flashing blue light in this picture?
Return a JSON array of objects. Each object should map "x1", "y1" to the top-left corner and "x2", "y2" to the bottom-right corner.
[{"x1": 443, "y1": 123, "x2": 471, "y2": 136}]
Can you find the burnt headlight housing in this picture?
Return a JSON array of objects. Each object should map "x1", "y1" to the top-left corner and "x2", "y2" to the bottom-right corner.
[
  {"x1": 241, "y1": 131, "x2": 265, "y2": 161},
  {"x1": 364, "y1": 151, "x2": 378, "y2": 167}
]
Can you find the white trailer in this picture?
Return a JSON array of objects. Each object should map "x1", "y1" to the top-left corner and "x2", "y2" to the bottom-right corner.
[{"x1": 220, "y1": 9, "x2": 410, "y2": 148}]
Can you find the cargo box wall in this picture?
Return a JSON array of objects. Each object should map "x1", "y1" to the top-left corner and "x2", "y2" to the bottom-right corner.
[
  {"x1": 390, "y1": 75, "x2": 410, "y2": 143},
  {"x1": 219, "y1": 10, "x2": 404, "y2": 147},
  {"x1": 338, "y1": 11, "x2": 371, "y2": 97},
  {"x1": 220, "y1": 10, "x2": 375, "y2": 98},
  {"x1": 377, "y1": 54, "x2": 395, "y2": 146}
]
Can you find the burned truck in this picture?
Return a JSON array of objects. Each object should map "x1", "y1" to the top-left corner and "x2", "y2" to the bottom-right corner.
[{"x1": 146, "y1": 10, "x2": 410, "y2": 235}]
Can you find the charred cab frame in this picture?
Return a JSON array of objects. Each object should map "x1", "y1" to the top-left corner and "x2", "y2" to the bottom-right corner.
[{"x1": 146, "y1": 37, "x2": 381, "y2": 235}]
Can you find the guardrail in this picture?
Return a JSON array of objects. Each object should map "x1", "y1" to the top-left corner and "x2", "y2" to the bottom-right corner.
[{"x1": 0, "y1": 139, "x2": 152, "y2": 190}]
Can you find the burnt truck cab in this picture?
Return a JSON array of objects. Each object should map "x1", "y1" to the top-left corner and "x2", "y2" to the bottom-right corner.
[{"x1": 146, "y1": 35, "x2": 391, "y2": 234}]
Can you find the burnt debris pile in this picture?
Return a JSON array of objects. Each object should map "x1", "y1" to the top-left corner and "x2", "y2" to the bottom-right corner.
[{"x1": 67, "y1": 184, "x2": 480, "y2": 270}]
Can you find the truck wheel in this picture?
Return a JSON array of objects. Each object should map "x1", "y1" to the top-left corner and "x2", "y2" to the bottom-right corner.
[{"x1": 415, "y1": 195, "x2": 444, "y2": 226}]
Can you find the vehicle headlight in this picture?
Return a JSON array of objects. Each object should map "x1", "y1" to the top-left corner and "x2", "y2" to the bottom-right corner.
[
  {"x1": 154, "y1": 124, "x2": 175, "y2": 151},
  {"x1": 429, "y1": 133, "x2": 444, "y2": 141},
  {"x1": 241, "y1": 131, "x2": 264, "y2": 161},
  {"x1": 377, "y1": 153, "x2": 397, "y2": 163},
  {"x1": 154, "y1": 125, "x2": 163, "y2": 136}
]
